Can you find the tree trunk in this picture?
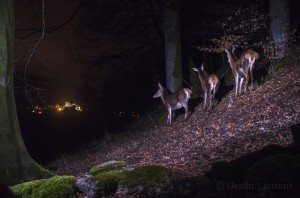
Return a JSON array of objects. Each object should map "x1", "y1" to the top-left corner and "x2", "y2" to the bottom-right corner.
[
  {"x1": 269, "y1": 0, "x2": 290, "y2": 59},
  {"x1": 0, "y1": 0, "x2": 52, "y2": 185},
  {"x1": 163, "y1": 0, "x2": 182, "y2": 93}
]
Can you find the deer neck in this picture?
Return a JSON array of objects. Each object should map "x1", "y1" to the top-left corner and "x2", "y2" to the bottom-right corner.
[
  {"x1": 197, "y1": 70, "x2": 208, "y2": 86},
  {"x1": 225, "y1": 50, "x2": 236, "y2": 71},
  {"x1": 160, "y1": 90, "x2": 169, "y2": 106}
]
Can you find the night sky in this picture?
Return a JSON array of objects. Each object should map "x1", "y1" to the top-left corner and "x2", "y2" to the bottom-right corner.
[
  {"x1": 15, "y1": 0, "x2": 82, "y2": 103},
  {"x1": 13, "y1": 0, "x2": 300, "y2": 105},
  {"x1": 13, "y1": 0, "x2": 300, "y2": 163}
]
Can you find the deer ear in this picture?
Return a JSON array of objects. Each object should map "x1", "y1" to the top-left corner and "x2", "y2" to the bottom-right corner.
[
  {"x1": 192, "y1": 67, "x2": 198, "y2": 72},
  {"x1": 158, "y1": 83, "x2": 162, "y2": 88},
  {"x1": 201, "y1": 63, "x2": 204, "y2": 70},
  {"x1": 249, "y1": 57, "x2": 255, "y2": 64}
]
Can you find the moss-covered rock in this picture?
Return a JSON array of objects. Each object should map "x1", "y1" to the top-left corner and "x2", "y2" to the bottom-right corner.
[
  {"x1": 10, "y1": 176, "x2": 77, "y2": 198},
  {"x1": 93, "y1": 170, "x2": 126, "y2": 194},
  {"x1": 121, "y1": 165, "x2": 170, "y2": 188},
  {"x1": 77, "y1": 161, "x2": 127, "y2": 196},
  {"x1": 80, "y1": 161, "x2": 171, "y2": 196},
  {"x1": 83, "y1": 162, "x2": 171, "y2": 196},
  {"x1": 89, "y1": 160, "x2": 126, "y2": 175}
]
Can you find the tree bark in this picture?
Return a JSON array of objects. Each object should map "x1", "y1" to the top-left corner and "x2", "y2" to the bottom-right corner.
[
  {"x1": 163, "y1": 0, "x2": 182, "y2": 93},
  {"x1": 269, "y1": 0, "x2": 290, "y2": 59},
  {"x1": 0, "y1": 0, "x2": 52, "y2": 185}
]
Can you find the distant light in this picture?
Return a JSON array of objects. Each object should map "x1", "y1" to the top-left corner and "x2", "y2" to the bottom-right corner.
[
  {"x1": 75, "y1": 106, "x2": 82, "y2": 111},
  {"x1": 65, "y1": 101, "x2": 72, "y2": 107},
  {"x1": 29, "y1": 100, "x2": 83, "y2": 114}
]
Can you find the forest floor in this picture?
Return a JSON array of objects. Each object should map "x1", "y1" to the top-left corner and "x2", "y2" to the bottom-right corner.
[{"x1": 53, "y1": 63, "x2": 300, "y2": 196}]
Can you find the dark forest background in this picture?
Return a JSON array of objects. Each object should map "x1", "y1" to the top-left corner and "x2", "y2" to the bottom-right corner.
[{"x1": 14, "y1": 0, "x2": 300, "y2": 164}]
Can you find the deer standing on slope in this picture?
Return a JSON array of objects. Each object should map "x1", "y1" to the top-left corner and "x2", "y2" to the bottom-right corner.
[
  {"x1": 224, "y1": 48, "x2": 258, "y2": 97},
  {"x1": 153, "y1": 83, "x2": 192, "y2": 125},
  {"x1": 193, "y1": 64, "x2": 219, "y2": 110}
]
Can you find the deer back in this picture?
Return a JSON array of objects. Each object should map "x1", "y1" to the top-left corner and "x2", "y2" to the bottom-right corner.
[
  {"x1": 207, "y1": 74, "x2": 219, "y2": 88},
  {"x1": 244, "y1": 49, "x2": 259, "y2": 60},
  {"x1": 166, "y1": 88, "x2": 191, "y2": 108},
  {"x1": 193, "y1": 66, "x2": 218, "y2": 92}
]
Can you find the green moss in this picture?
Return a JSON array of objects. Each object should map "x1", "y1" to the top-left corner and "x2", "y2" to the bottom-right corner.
[
  {"x1": 10, "y1": 176, "x2": 77, "y2": 198},
  {"x1": 264, "y1": 48, "x2": 299, "y2": 83},
  {"x1": 89, "y1": 160, "x2": 126, "y2": 175},
  {"x1": 30, "y1": 161, "x2": 55, "y2": 178},
  {"x1": 264, "y1": 73, "x2": 272, "y2": 82},
  {"x1": 93, "y1": 170, "x2": 126, "y2": 194},
  {"x1": 87, "y1": 163, "x2": 171, "y2": 195},
  {"x1": 273, "y1": 48, "x2": 298, "y2": 71},
  {"x1": 10, "y1": 182, "x2": 24, "y2": 197},
  {"x1": 121, "y1": 165, "x2": 170, "y2": 188},
  {"x1": 0, "y1": 161, "x2": 55, "y2": 186}
]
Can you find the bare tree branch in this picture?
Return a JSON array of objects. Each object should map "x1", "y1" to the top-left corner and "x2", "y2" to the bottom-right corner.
[
  {"x1": 15, "y1": 1, "x2": 85, "y2": 39},
  {"x1": 23, "y1": 0, "x2": 46, "y2": 105}
]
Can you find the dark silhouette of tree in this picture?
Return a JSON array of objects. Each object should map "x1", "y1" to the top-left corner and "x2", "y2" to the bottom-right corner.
[
  {"x1": 0, "y1": 0, "x2": 52, "y2": 185},
  {"x1": 162, "y1": 0, "x2": 183, "y2": 93},
  {"x1": 269, "y1": 0, "x2": 290, "y2": 59},
  {"x1": 72, "y1": 0, "x2": 165, "y2": 127}
]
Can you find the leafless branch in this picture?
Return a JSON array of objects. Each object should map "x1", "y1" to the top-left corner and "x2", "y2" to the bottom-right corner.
[
  {"x1": 23, "y1": 0, "x2": 46, "y2": 106},
  {"x1": 15, "y1": 1, "x2": 85, "y2": 39}
]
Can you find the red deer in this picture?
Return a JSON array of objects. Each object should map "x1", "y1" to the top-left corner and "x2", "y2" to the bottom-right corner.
[
  {"x1": 225, "y1": 48, "x2": 258, "y2": 97},
  {"x1": 193, "y1": 64, "x2": 219, "y2": 110},
  {"x1": 153, "y1": 83, "x2": 192, "y2": 125}
]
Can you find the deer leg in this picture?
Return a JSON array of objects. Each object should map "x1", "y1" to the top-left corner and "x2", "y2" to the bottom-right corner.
[
  {"x1": 249, "y1": 58, "x2": 255, "y2": 89},
  {"x1": 235, "y1": 75, "x2": 239, "y2": 97},
  {"x1": 244, "y1": 74, "x2": 249, "y2": 94},
  {"x1": 239, "y1": 77, "x2": 244, "y2": 95},
  {"x1": 213, "y1": 85, "x2": 217, "y2": 100},
  {"x1": 211, "y1": 87, "x2": 216, "y2": 109},
  {"x1": 167, "y1": 106, "x2": 172, "y2": 125},
  {"x1": 250, "y1": 67, "x2": 254, "y2": 89},
  {"x1": 182, "y1": 103, "x2": 189, "y2": 120},
  {"x1": 203, "y1": 92, "x2": 207, "y2": 110},
  {"x1": 208, "y1": 89, "x2": 212, "y2": 110}
]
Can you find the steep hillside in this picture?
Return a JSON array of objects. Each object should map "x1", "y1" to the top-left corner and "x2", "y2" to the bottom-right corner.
[{"x1": 55, "y1": 63, "x2": 300, "y2": 183}]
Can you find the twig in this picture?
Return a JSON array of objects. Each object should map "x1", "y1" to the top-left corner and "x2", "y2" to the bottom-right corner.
[
  {"x1": 183, "y1": 79, "x2": 193, "y2": 89},
  {"x1": 263, "y1": 94, "x2": 272, "y2": 105},
  {"x1": 23, "y1": 0, "x2": 46, "y2": 106}
]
